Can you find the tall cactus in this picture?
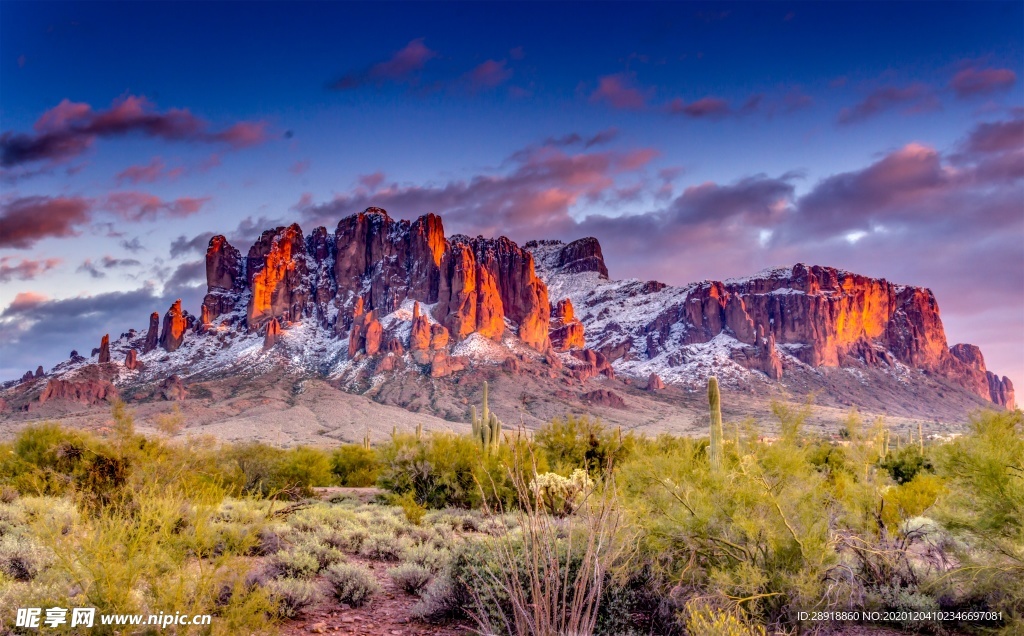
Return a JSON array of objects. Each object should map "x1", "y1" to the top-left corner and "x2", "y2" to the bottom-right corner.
[
  {"x1": 918, "y1": 421, "x2": 924, "y2": 454},
  {"x1": 708, "y1": 376, "x2": 723, "y2": 471},
  {"x1": 469, "y1": 381, "x2": 502, "y2": 452},
  {"x1": 363, "y1": 426, "x2": 370, "y2": 450},
  {"x1": 416, "y1": 422, "x2": 423, "y2": 440}
]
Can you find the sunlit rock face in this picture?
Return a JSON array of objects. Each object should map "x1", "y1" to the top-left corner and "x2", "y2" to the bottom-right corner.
[
  {"x1": 529, "y1": 242, "x2": 1016, "y2": 410},
  {"x1": 550, "y1": 298, "x2": 585, "y2": 351},
  {"x1": 197, "y1": 207, "x2": 552, "y2": 353},
  {"x1": 160, "y1": 300, "x2": 187, "y2": 353}
]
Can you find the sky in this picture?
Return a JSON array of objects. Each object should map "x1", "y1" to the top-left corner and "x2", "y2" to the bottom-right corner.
[{"x1": 1, "y1": 1, "x2": 1022, "y2": 386}]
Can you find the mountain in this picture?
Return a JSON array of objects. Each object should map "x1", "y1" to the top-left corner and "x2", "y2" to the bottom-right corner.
[{"x1": 0, "y1": 208, "x2": 1014, "y2": 441}]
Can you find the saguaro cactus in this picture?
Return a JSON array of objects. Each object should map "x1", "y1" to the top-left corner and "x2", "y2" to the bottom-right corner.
[
  {"x1": 470, "y1": 381, "x2": 503, "y2": 451},
  {"x1": 708, "y1": 376, "x2": 723, "y2": 471},
  {"x1": 363, "y1": 427, "x2": 370, "y2": 450}
]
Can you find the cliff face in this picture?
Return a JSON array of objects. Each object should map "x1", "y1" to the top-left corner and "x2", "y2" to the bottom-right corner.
[
  {"x1": 200, "y1": 208, "x2": 554, "y2": 355},
  {"x1": 529, "y1": 244, "x2": 1015, "y2": 410}
]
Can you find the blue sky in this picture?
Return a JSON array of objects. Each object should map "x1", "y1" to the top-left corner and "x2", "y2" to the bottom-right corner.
[{"x1": 1, "y1": 1, "x2": 1022, "y2": 385}]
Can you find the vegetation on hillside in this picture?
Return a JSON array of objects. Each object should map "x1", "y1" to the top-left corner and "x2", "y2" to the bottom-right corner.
[{"x1": 0, "y1": 393, "x2": 1020, "y2": 635}]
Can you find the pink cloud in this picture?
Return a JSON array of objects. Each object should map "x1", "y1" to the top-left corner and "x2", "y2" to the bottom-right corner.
[
  {"x1": 950, "y1": 66, "x2": 1017, "y2": 97},
  {"x1": 358, "y1": 172, "x2": 386, "y2": 190},
  {"x1": 668, "y1": 96, "x2": 731, "y2": 119},
  {"x1": 330, "y1": 38, "x2": 438, "y2": 90},
  {"x1": 1, "y1": 95, "x2": 269, "y2": 167},
  {"x1": 115, "y1": 157, "x2": 184, "y2": 185},
  {"x1": 8, "y1": 291, "x2": 49, "y2": 311},
  {"x1": 837, "y1": 83, "x2": 940, "y2": 124},
  {"x1": 103, "y1": 192, "x2": 210, "y2": 222},
  {"x1": 0, "y1": 257, "x2": 62, "y2": 283},
  {"x1": 465, "y1": 59, "x2": 513, "y2": 90},
  {"x1": 0, "y1": 195, "x2": 92, "y2": 248},
  {"x1": 289, "y1": 160, "x2": 311, "y2": 175},
  {"x1": 589, "y1": 74, "x2": 651, "y2": 110}
]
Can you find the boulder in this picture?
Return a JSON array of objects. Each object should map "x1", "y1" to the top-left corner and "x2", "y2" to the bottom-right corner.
[
  {"x1": 160, "y1": 375, "x2": 186, "y2": 401},
  {"x1": 39, "y1": 378, "x2": 117, "y2": 405},
  {"x1": 646, "y1": 373, "x2": 665, "y2": 391},
  {"x1": 125, "y1": 349, "x2": 140, "y2": 371}
]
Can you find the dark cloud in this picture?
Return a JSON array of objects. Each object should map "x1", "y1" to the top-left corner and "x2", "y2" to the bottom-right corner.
[
  {"x1": 543, "y1": 128, "x2": 619, "y2": 149},
  {"x1": 837, "y1": 83, "x2": 940, "y2": 124},
  {"x1": 0, "y1": 257, "x2": 61, "y2": 283},
  {"x1": 0, "y1": 95, "x2": 269, "y2": 168},
  {"x1": 0, "y1": 195, "x2": 92, "y2": 248},
  {"x1": 667, "y1": 96, "x2": 732, "y2": 119},
  {"x1": 329, "y1": 38, "x2": 438, "y2": 90},
  {"x1": 950, "y1": 65, "x2": 1017, "y2": 98},
  {"x1": 120, "y1": 237, "x2": 145, "y2": 253},
  {"x1": 76, "y1": 259, "x2": 106, "y2": 279},
  {"x1": 164, "y1": 260, "x2": 206, "y2": 293},
  {"x1": 169, "y1": 232, "x2": 215, "y2": 258}
]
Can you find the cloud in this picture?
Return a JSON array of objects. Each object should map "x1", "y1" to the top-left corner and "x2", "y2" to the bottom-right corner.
[
  {"x1": 295, "y1": 139, "x2": 660, "y2": 239},
  {"x1": 75, "y1": 256, "x2": 140, "y2": 280},
  {"x1": 464, "y1": 59, "x2": 513, "y2": 90},
  {"x1": 950, "y1": 65, "x2": 1017, "y2": 98},
  {"x1": 0, "y1": 195, "x2": 92, "y2": 248},
  {"x1": 289, "y1": 160, "x2": 310, "y2": 175},
  {"x1": 120, "y1": 237, "x2": 145, "y2": 253},
  {"x1": 543, "y1": 128, "x2": 619, "y2": 149},
  {"x1": 837, "y1": 83, "x2": 940, "y2": 124},
  {"x1": 0, "y1": 257, "x2": 61, "y2": 283},
  {"x1": 115, "y1": 157, "x2": 184, "y2": 185},
  {"x1": 170, "y1": 232, "x2": 215, "y2": 258},
  {"x1": 589, "y1": 73, "x2": 652, "y2": 110},
  {"x1": 0, "y1": 95, "x2": 269, "y2": 167},
  {"x1": 329, "y1": 38, "x2": 438, "y2": 90},
  {"x1": 102, "y1": 192, "x2": 210, "y2": 222},
  {"x1": 667, "y1": 96, "x2": 732, "y2": 119}
]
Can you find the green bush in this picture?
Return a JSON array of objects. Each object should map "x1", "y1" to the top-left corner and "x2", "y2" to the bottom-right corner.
[
  {"x1": 535, "y1": 415, "x2": 633, "y2": 476},
  {"x1": 388, "y1": 563, "x2": 432, "y2": 594},
  {"x1": 331, "y1": 445, "x2": 381, "y2": 486},
  {"x1": 325, "y1": 562, "x2": 379, "y2": 606},
  {"x1": 265, "y1": 577, "x2": 321, "y2": 618},
  {"x1": 880, "y1": 445, "x2": 933, "y2": 485}
]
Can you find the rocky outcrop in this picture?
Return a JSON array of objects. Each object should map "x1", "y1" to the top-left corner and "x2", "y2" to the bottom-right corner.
[
  {"x1": 582, "y1": 389, "x2": 625, "y2": 409},
  {"x1": 160, "y1": 300, "x2": 187, "y2": 352},
  {"x1": 263, "y1": 318, "x2": 282, "y2": 350},
  {"x1": 247, "y1": 224, "x2": 310, "y2": 329},
  {"x1": 646, "y1": 373, "x2": 665, "y2": 391},
  {"x1": 39, "y1": 378, "x2": 117, "y2": 405},
  {"x1": 98, "y1": 334, "x2": 111, "y2": 363},
  {"x1": 549, "y1": 299, "x2": 585, "y2": 351},
  {"x1": 125, "y1": 349, "x2": 140, "y2": 371},
  {"x1": 160, "y1": 375, "x2": 186, "y2": 401},
  {"x1": 530, "y1": 249, "x2": 1016, "y2": 409},
  {"x1": 19, "y1": 371, "x2": 33, "y2": 383},
  {"x1": 410, "y1": 302, "x2": 431, "y2": 351},
  {"x1": 143, "y1": 312, "x2": 160, "y2": 353},
  {"x1": 950, "y1": 344, "x2": 1016, "y2": 409},
  {"x1": 34, "y1": 366, "x2": 44, "y2": 378}
]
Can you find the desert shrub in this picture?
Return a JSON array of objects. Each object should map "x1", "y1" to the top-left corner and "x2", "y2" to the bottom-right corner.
[
  {"x1": 402, "y1": 543, "x2": 450, "y2": 573},
  {"x1": 265, "y1": 577, "x2": 321, "y2": 618},
  {"x1": 388, "y1": 562, "x2": 432, "y2": 594},
  {"x1": 880, "y1": 445, "x2": 933, "y2": 485},
  {"x1": 274, "y1": 446, "x2": 335, "y2": 496},
  {"x1": 325, "y1": 562, "x2": 379, "y2": 606},
  {"x1": 390, "y1": 491, "x2": 427, "y2": 525},
  {"x1": 266, "y1": 549, "x2": 319, "y2": 579},
  {"x1": 881, "y1": 472, "x2": 944, "y2": 527},
  {"x1": 535, "y1": 415, "x2": 633, "y2": 476},
  {"x1": 411, "y1": 573, "x2": 467, "y2": 621},
  {"x1": 933, "y1": 409, "x2": 1024, "y2": 625},
  {"x1": 683, "y1": 600, "x2": 767, "y2": 636},
  {"x1": 359, "y1": 532, "x2": 408, "y2": 561},
  {"x1": 154, "y1": 404, "x2": 185, "y2": 436},
  {"x1": 0, "y1": 535, "x2": 50, "y2": 580},
  {"x1": 294, "y1": 537, "x2": 346, "y2": 571},
  {"x1": 331, "y1": 445, "x2": 381, "y2": 486}
]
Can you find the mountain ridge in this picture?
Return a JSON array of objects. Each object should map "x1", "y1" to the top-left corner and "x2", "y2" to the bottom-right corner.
[{"x1": 0, "y1": 207, "x2": 1014, "y2": 426}]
